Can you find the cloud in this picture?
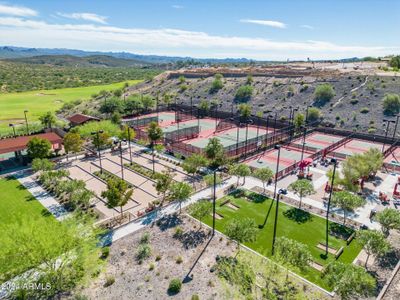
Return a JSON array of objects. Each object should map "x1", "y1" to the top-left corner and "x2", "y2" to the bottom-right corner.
[
  {"x1": 57, "y1": 12, "x2": 108, "y2": 24},
  {"x1": 301, "y1": 25, "x2": 314, "y2": 30},
  {"x1": 0, "y1": 3, "x2": 37, "y2": 17},
  {"x1": 172, "y1": 5, "x2": 183, "y2": 9},
  {"x1": 0, "y1": 17, "x2": 397, "y2": 60},
  {"x1": 240, "y1": 19, "x2": 286, "y2": 29}
]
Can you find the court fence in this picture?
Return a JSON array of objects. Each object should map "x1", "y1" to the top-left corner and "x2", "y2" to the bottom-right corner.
[
  {"x1": 122, "y1": 116, "x2": 158, "y2": 127},
  {"x1": 164, "y1": 125, "x2": 200, "y2": 143}
]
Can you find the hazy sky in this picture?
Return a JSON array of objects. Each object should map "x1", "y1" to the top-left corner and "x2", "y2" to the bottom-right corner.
[{"x1": 0, "y1": 0, "x2": 399, "y2": 60}]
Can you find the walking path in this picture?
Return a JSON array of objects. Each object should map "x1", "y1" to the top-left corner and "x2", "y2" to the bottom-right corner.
[{"x1": 14, "y1": 171, "x2": 69, "y2": 221}]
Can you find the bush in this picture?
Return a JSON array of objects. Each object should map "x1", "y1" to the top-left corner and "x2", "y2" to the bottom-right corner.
[
  {"x1": 307, "y1": 107, "x2": 321, "y2": 122},
  {"x1": 174, "y1": 226, "x2": 183, "y2": 238},
  {"x1": 210, "y1": 74, "x2": 224, "y2": 93},
  {"x1": 140, "y1": 232, "x2": 150, "y2": 244},
  {"x1": 104, "y1": 275, "x2": 115, "y2": 287},
  {"x1": 168, "y1": 278, "x2": 182, "y2": 294},
  {"x1": 136, "y1": 244, "x2": 151, "y2": 262},
  {"x1": 360, "y1": 107, "x2": 369, "y2": 113},
  {"x1": 176, "y1": 256, "x2": 183, "y2": 264},
  {"x1": 350, "y1": 99, "x2": 359, "y2": 105},
  {"x1": 235, "y1": 85, "x2": 253, "y2": 102},
  {"x1": 191, "y1": 295, "x2": 200, "y2": 300},
  {"x1": 382, "y1": 93, "x2": 400, "y2": 115},
  {"x1": 101, "y1": 247, "x2": 110, "y2": 259},
  {"x1": 389, "y1": 56, "x2": 400, "y2": 69},
  {"x1": 314, "y1": 83, "x2": 335, "y2": 104}
]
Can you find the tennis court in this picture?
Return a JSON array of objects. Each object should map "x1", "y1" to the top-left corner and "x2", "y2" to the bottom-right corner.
[
  {"x1": 245, "y1": 146, "x2": 310, "y2": 173},
  {"x1": 291, "y1": 132, "x2": 344, "y2": 152},
  {"x1": 331, "y1": 138, "x2": 383, "y2": 158}
]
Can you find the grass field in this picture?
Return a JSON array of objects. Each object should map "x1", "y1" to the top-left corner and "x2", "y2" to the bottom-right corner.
[
  {"x1": 199, "y1": 189, "x2": 362, "y2": 290},
  {"x1": 0, "y1": 80, "x2": 142, "y2": 134},
  {"x1": 0, "y1": 177, "x2": 67, "y2": 281}
]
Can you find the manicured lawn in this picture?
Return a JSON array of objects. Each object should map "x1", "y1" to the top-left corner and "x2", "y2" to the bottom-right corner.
[
  {"x1": 199, "y1": 189, "x2": 362, "y2": 290},
  {"x1": 0, "y1": 80, "x2": 142, "y2": 134}
]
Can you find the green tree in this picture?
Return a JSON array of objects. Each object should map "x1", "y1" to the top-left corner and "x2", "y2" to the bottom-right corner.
[
  {"x1": 99, "y1": 97, "x2": 124, "y2": 114},
  {"x1": 119, "y1": 125, "x2": 136, "y2": 141},
  {"x1": 182, "y1": 154, "x2": 208, "y2": 183},
  {"x1": 238, "y1": 103, "x2": 252, "y2": 121},
  {"x1": 63, "y1": 132, "x2": 83, "y2": 160},
  {"x1": 178, "y1": 75, "x2": 186, "y2": 84},
  {"x1": 375, "y1": 208, "x2": 400, "y2": 236},
  {"x1": 314, "y1": 83, "x2": 335, "y2": 104},
  {"x1": 274, "y1": 237, "x2": 312, "y2": 272},
  {"x1": 189, "y1": 200, "x2": 212, "y2": 228},
  {"x1": 31, "y1": 158, "x2": 54, "y2": 173},
  {"x1": 331, "y1": 191, "x2": 365, "y2": 224},
  {"x1": 141, "y1": 95, "x2": 155, "y2": 112},
  {"x1": 113, "y1": 88, "x2": 123, "y2": 97},
  {"x1": 293, "y1": 113, "x2": 305, "y2": 131},
  {"x1": 27, "y1": 137, "x2": 52, "y2": 159},
  {"x1": 307, "y1": 107, "x2": 321, "y2": 123},
  {"x1": 357, "y1": 229, "x2": 391, "y2": 268},
  {"x1": 382, "y1": 93, "x2": 400, "y2": 115},
  {"x1": 102, "y1": 178, "x2": 133, "y2": 218},
  {"x1": 91, "y1": 131, "x2": 111, "y2": 149},
  {"x1": 235, "y1": 85, "x2": 253, "y2": 102},
  {"x1": 169, "y1": 182, "x2": 193, "y2": 213},
  {"x1": 111, "y1": 111, "x2": 121, "y2": 124},
  {"x1": 229, "y1": 163, "x2": 251, "y2": 186},
  {"x1": 389, "y1": 55, "x2": 400, "y2": 69},
  {"x1": 204, "y1": 137, "x2": 225, "y2": 168},
  {"x1": 125, "y1": 95, "x2": 144, "y2": 113},
  {"x1": 154, "y1": 169, "x2": 175, "y2": 205},
  {"x1": 254, "y1": 167, "x2": 274, "y2": 193},
  {"x1": 39, "y1": 111, "x2": 56, "y2": 129},
  {"x1": 0, "y1": 214, "x2": 102, "y2": 298},
  {"x1": 203, "y1": 173, "x2": 222, "y2": 198},
  {"x1": 199, "y1": 99, "x2": 210, "y2": 116},
  {"x1": 288, "y1": 179, "x2": 315, "y2": 208},
  {"x1": 146, "y1": 121, "x2": 163, "y2": 173},
  {"x1": 323, "y1": 261, "x2": 376, "y2": 300},
  {"x1": 225, "y1": 217, "x2": 258, "y2": 255}
]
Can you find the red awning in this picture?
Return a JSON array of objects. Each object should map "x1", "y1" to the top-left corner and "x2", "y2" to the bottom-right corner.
[{"x1": 0, "y1": 132, "x2": 62, "y2": 154}]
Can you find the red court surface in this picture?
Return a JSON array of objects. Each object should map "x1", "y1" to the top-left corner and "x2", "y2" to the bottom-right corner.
[
  {"x1": 290, "y1": 132, "x2": 344, "y2": 152},
  {"x1": 330, "y1": 138, "x2": 383, "y2": 159},
  {"x1": 384, "y1": 147, "x2": 400, "y2": 171},
  {"x1": 245, "y1": 146, "x2": 313, "y2": 173}
]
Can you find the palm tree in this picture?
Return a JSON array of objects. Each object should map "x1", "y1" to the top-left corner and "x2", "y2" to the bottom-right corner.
[{"x1": 147, "y1": 121, "x2": 163, "y2": 173}]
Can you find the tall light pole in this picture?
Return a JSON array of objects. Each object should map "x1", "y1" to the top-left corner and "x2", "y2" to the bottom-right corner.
[
  {"x1": 300, "y1": 125, "x2": 307, "y2": 161},
  {"x1": 271, "y1": 144, "x2": 283, "y2": 255},
  {"x1": 382, "y1": 119, "x2": 395, "y2": 153},
  {"x1": 24, "y1": 110, "x2": 29, "y2": 135},
  {"x1": 305, "y1": 105, "x2": 313, "y2": 125},
  {"x1": 91, "y1": 130, "x2": 104, "y2": 174},
  {"x1": 392, "y1": 114, "x2": 400, "y2": 140},
  {"x1": 325, "y1": 158, "x2": 337, "y2": 257},
  {"x1": 115, "y1": 139, "x2": 127, "y2": 180},
  {"x1": 127, "y1": 126, "x2": 133, "y2": 164},
  {"x1": 212, "y1": 168, "x2": 218, "y2": 236}
]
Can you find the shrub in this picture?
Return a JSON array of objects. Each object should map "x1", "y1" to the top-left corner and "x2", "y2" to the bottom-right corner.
[
  {"x1": 191, "y1": 295, "x2": 200, "y2": 300},
  {"x1": 360, "y1": 107, "x2": 369, "y2": 113},
  {"x1": 382, "y1": 93, "x2": 400, "y2": 115},
  {"x1": 210, "y1": 74, "x2": 224, "y2": 93},
  {"x1": 176, "y1": 256, "x2": 183, "y2": 264},
  {"x1": 136, "y1": 244, "x2": 151, "y2": 262},
  {"x1": 235, "y1": 85, "x2": 253, "y2": 102},
  {"x1": 307, "y1": 107, "x2": 321, "y2": 122},
  {"x1": 140, "y1": 232, "x2": 150, "y2": 244},
  {"x1": 350, "y1": 99, "x2": 359, "y2": 105},
  {"x1": 314, "y1": 83, "x2": 335, "y2": 104},
  {"x1": 149, "y1": 263, "x2": 155, "y2": 271},
  {"x1": 104, "y1": 275, "x2": 115, "y2": 287},
  {"x1": 168, "y1": 278, "x2": 182, "y2": 294},
  {"x1": 155, "y1": 255, "x2": 162, "y2": 261},
  {"x1": 101, "y1": 247, "x2": 110, "y2": 259},
  {"x1": 174, "y1": 226, "x2": 183, "y2": 238}
]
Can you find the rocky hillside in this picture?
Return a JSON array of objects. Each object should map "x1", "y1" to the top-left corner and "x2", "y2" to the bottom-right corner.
[
  {"x1": 125, "y1": 67, "x2": 400, "y2": 135},
  {"x1": 65, "y1": 65, "x2": 400, "y2": 135}
]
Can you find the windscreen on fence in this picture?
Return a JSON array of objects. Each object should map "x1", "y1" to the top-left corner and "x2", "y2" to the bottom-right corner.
[
  {"x1": 215, "y1": 119, "x2": 236, "y2": 133},
  {"x1": 164, "y1": 125, "x2": 200, "y2": 142},
  {"x1": 123, "y1": 116, "x2": 158, "y2": 127},
  {"x1": 175, "y1": 110, "x2": 194, "y2": 122}
]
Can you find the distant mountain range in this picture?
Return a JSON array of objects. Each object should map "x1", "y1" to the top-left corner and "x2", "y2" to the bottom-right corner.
[{"x1": 0, "y1": 46, "x2": 253, "y2": 64}]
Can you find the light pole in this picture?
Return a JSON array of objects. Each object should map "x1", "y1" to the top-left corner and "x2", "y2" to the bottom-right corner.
[
  {"x1": 244, "y1": 119, "x2": 253, "y2": 158},
  {"x1": 300, "y1": 125, "x2": 307, "y2": 161},
  {"x1": 325, "y1": 158, "x2": 337, "y2": 257},
  {"x1": 236, "y1": 123, "x2": 240, "y2": 156},
  {"x1": 305, "y1": 105, "x2": 313, "y2": 125},
  {"x1": 24, "y1": 110, "x2": 29, "y2": 135},
  {"x1": 115, "y1": 139, "x2": 127, "y2": 180},
  {"x1": 127, "y1": 126, "x2": 133, "y2": 164},
  {"x1": 382, "y1": 119, "x2": 395, "y2": 153},
  {"x1": 91, "y1": 130, "x2": 104, "y2": 174},
  {"x1": 212, "y1": 168, "x2": 219, "y2": 236},
  {"x1": 9, "y1": 123, "x2": 16, "y2": 138},
  {"x1": 392, "y1": 115, "x2": 400, "y2": 140}
]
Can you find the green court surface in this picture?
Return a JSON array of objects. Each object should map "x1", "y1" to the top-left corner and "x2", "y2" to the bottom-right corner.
[
  {"x1": 198, "y1": 190, "x2": 362, "y2": 290},
  {"x1": 292, "y1": 133, "x2": 342, "y2": 150},
  {"x1": 162, "y1": 118, "x2": 215, "y2": 133}
]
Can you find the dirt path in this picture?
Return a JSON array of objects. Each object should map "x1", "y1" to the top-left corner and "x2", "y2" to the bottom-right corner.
[{"x1": 332, "y1": 75, "x2": 369, "y2": 108}]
